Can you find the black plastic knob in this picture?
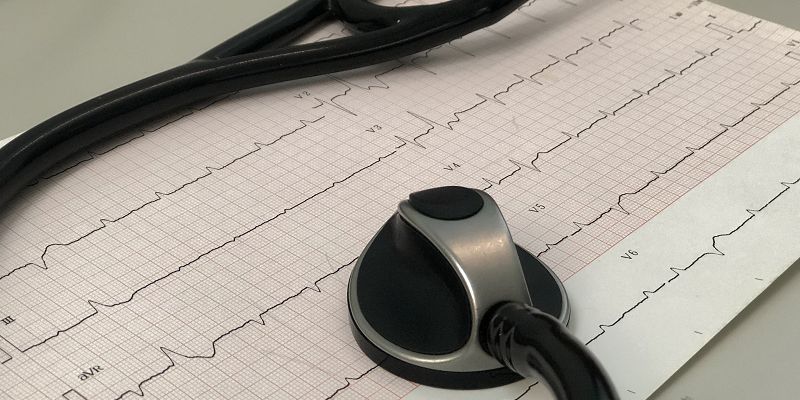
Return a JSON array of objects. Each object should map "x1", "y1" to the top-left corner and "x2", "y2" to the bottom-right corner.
[{"x1": 408, "y1": 186, "x2": 484, "y2": 220}]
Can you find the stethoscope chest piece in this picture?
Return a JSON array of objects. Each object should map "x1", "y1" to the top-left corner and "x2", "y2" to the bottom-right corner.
[{"x1": 347, "y1": 186, "x2": 569, "y2": 389}]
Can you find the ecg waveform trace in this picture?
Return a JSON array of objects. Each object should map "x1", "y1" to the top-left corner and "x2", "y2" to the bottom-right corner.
[
  {"x1": 2, "y1": 0, "x2": 800, "y2": 399},
  {"x1": 0, "y1": 7, "x2": 660, "y2": 353},
  {"x1": 585, "y1": 176, "x2": 800, "y2": 346}
]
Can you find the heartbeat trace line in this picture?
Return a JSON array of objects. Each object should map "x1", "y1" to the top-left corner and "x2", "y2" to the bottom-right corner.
[
  {"x1": 598, "y1": 22, "x2": 628, "y2": 47},
  {"x1": 0, "y1": 116, "x2": 326, "y2": 283},
  {"x1": 0, "y1": 17, "x2": 637, "y2": 353},
  {"x1": 17, "y1": 150, "x2": 397, "y2": 353},
  {"x1": 585, "y1": 176, "x2": 800, "y2": 346},
  {"x1": 479, "y1": 47, "x2": 719, "y2": 193},
  {"x1": 113, "y1": 258, "x2": 370, "y2": 400},
  {"x1": 314, "y1": 4, "x2": 624, "y2": 114},
  {"x1": 331, "y1": 62, "x2": 406, "y2": 91},
  {"x1": 323, "y1": 362, "x2": 386, "y2": 400},
  {"x1": 705, "y1": 19, "x2": 761, "y2": 40},
  {"x1": 533, "y1": 75, "x2": 799, "y2": 259},
  {"x1": 312, "y1": 87, "x2": 358, "y2": 116}
]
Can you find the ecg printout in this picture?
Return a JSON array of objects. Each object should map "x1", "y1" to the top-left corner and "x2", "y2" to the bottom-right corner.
[{"x1": 2, "y1": 0, "x2": 800, "y2": 399}]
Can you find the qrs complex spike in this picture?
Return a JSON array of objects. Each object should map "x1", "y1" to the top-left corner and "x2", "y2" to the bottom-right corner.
[
  {"x1": 314, "y1": 61, "x2": 407, "y2": 115},
  {"x1": 481, "y1": 161, "x2": 537, "y2": 191},
  {"x1": 313, "y1": 87, "x2": 358, "y2": 116},
  {"x1": 113, "y1": 258, "x2": 361, "y2": 400},
  {"x1": 585, "y1": 177, "x2": 799, "y2": 346},
  {"x1": 317, "y1": 15, "x2": 638, "y2": 117},
  {"x1": 478, "y1": 92, "x2": 507, "y2": 105}
]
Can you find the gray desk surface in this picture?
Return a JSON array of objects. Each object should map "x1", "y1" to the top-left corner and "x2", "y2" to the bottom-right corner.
[{"x1": 1, "y1": 1, "x2": 798, "y2": 398}]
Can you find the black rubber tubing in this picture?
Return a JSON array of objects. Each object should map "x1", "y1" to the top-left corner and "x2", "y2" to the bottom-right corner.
[{"x1": 482, "y1": 302, "x2": 620, "y2": 400}]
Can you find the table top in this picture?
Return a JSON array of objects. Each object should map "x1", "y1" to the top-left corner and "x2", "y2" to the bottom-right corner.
[{"x1": 1, "y1": 1, "x2": 798, "y2": 399}]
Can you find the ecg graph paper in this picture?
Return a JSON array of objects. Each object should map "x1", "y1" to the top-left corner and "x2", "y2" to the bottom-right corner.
[{"x1": 2, "y1": 0, "x2": 800, "y2": 398}]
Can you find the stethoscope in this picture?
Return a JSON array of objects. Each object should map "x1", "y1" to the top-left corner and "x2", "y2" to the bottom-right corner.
[{"x1": 0, "y1": 1, "x2": 618, "y2": 399}]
